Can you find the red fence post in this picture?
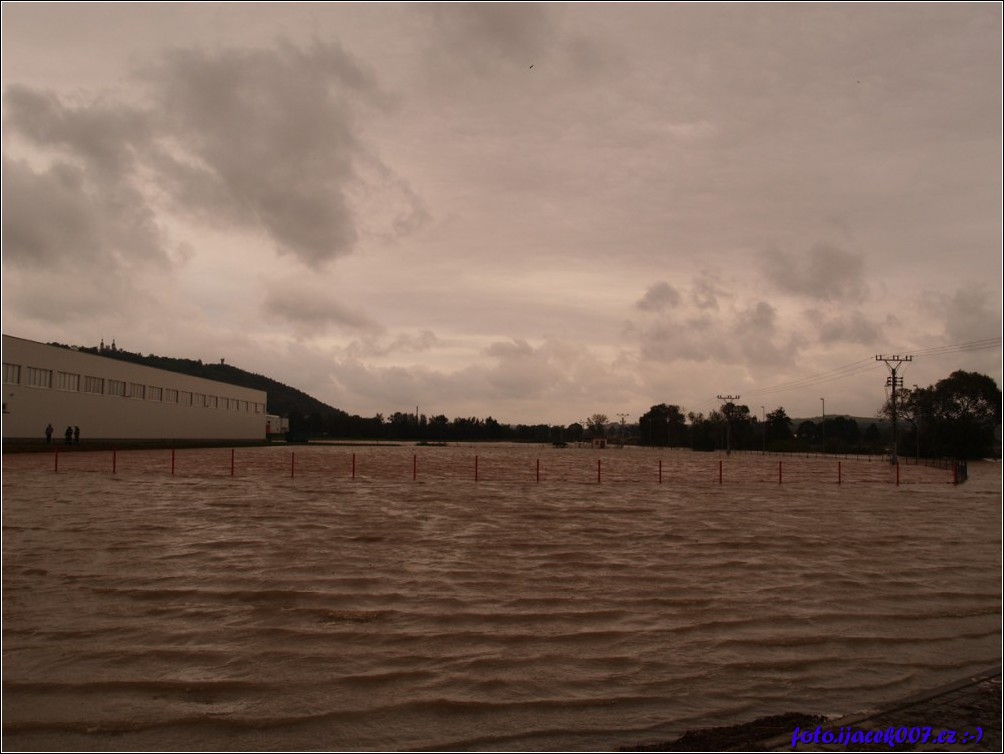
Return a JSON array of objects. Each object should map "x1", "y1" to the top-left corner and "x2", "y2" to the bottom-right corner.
[
  {"x1": 230, "y1": 448, "x2": 235, "y2": 477},
  {"x1": 952, "y1": 461, "x2": 958, "y2": 486},
  {"x1": 778, "y1": 460, "x2": 782, "y2": 484},
  {"x1": 597, "y1": 458, "x2": 602, "y2": 484}
]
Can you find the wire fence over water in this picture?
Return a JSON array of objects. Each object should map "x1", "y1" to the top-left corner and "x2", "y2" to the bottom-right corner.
[
  {"x1": 12, "y1": 444, "x2": 964, "y2": 486},
  {"x1": 2, "y1": 447, "x2": 998, "y2": 751}
]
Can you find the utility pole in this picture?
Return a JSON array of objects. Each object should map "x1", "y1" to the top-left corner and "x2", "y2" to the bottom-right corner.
[
  {"x1": 820, "y1": 397, "x2": 825, "y2": 452},
  {"x1": 717, "y1": 395, "x2": 740, "y2": 455},
  {"x1": 875, "y1": 355, "x2": 912, "y2": 465},
  {"x1": 616, "y1": 413, "x2": 629, "y2": 448}
]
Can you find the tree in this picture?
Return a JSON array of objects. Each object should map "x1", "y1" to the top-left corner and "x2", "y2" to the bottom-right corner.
[
  {"x1": 884, "y1": 370, "x2": 1002, "y2": 459},
  {"x1": 796, "y1": 420, "x2": 818, "y2": 444},
  {"x1": 638, "y1": 404, "x2": 688, "y2": 447},
  {"x1": 764, "y1": 407, "x2": 793, "y2": 447},
  {"x1": 687, "y1": 411, "x2": 718, "y2": 452},
  {"x1": 821, "y1": 415, "x2": 859, "y2": 452},
  {"x1": 719, "y1": 401, "x2": 753, "y2": 452},
  {"x1": 586, "y1": 414, "x2": 609, "y2": 438}
]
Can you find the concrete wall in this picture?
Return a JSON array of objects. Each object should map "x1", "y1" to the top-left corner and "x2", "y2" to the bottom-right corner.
[{"x1": 2, "y1": 335, "x2": 268, "y2": 441}]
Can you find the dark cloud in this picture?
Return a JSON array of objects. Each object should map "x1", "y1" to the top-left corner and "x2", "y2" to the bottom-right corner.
[
  {"x1": 935, "y1": 286, "x2": 1002, "y2": 345},
  {"x1": 478, "y1": 338, "x2": 635, "y2": 406},
  {"x1": 733, "y1": 300, "x2": 798, "y2": 367},
  {"x1": 145, "y1": 40, "x2": 389, "y2": 266},
  {"x1": 636, "y1": 281, "x2": 681, "y2": 312},
  {"x1": 632, "y1": 275, "x2": 801, "y2": 370},
  {"x1": 484, "y1": 339, "x2": 536, "y2": 360},
  {"x1": 4, "y1": 39, "x2": 419, "y2": 272},
  {"x1": 2, "y1": 158, "x2": 98, "y2": 268},
  {"x1": 345, "y1": 330, "x2": 443, "y2": 359},
  {"x1": 263, "y1": 287, "x2": 381, "y2": 334},
  {"x1": 423, "y1": 4, "x2": 558, "y2": 76},
  {"x1": 3, "y1": 85, "x2": 168, "y2": 272},
  {"x1": 807, "y1": 309, "x2": 881, "y2": 345},
  {"x1": 759, "y1": 243, "x2": 868, "y2": 302},
  {"x1": 736, "y1": 301, "x2": 776, "y2": 334},
  {"x1": 4, "y1": 85, "x2": 151, "y2": 176},
  {"x1": 691, "y1": 273, "x2": 725, "y2": 311},
  {"x1": 1, "y1": 156, "x2": 167, "y2": 271}
]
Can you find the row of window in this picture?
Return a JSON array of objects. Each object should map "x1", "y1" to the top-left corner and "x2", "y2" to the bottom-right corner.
[{"x1": 3, "y1": 363, "x2": 264, "y2": 414}]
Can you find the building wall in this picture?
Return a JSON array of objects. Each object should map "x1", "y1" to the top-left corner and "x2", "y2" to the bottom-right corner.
[{"x1": 2, "y1": 335, "x2": 268, "y2": 441}]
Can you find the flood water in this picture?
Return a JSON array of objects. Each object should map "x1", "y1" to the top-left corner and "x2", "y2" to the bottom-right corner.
[{"x1": 2, "y1": 444, "x2": 1000, "y2": 751}]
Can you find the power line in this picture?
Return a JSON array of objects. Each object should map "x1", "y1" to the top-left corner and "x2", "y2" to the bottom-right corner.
[
  {"x1": 746, "y1": 337, "x2": 1001, "y2": 399},
  {"x1": 903, "y1": 338, "x2": 1001, "y2": 358},
  {"x1": 746, "y1": 359, "x2": 881, "y2": 397},
  {"x1": 681, "y1": 337, "x2": 999, "y2": 418}
]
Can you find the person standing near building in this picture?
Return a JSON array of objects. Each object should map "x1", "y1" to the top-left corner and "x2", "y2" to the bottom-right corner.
[
  {"x1": 73, "y1": 426, "x2": 80, "y2": 445},
  {"x1": 45, "y1": 423, "x2": 53, "y2": 444},
  {"x1": 64, "y1": 426, "x2": 73, "y2": 445}
]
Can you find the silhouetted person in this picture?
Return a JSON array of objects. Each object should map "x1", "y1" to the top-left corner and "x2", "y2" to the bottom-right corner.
[
  {"x1": 64, "y1": 426, "x2": 73, "y2": 445},
  {"x1": 45, "y1": 423, "x2": 53, "y2": 444},
  {"x1": 74, "y1": 426, "x2": 80, "y2": 445}
]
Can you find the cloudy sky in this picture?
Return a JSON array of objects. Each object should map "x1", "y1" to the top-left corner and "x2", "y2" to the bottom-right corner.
[{"x1": 3, "y1": 3, "x2": 1001, "y2": 425}]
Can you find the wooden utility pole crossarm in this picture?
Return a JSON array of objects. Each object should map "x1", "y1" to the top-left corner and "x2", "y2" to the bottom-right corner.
[{"x1": 875, "y1": 355, "x2": 913, "y2": 465}]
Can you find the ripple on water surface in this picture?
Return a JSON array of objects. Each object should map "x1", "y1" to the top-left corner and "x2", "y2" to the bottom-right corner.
[{"x1": 2, "y1": 446, "x2": 999, "y2": 750}]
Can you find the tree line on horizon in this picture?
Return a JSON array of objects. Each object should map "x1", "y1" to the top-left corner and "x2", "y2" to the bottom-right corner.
[
  {"x1": 61, "y1": 344, "x2": 999, "y2": 459},
  {"x1": 296, "y1": 369, "x2": 999, "y2": 460},
  {"x1": 636, "y1": 402, "x2": 882, "y2": 455},
  {"x1": 637, "y1": 369, "x2": 1000, "y2": 460}
]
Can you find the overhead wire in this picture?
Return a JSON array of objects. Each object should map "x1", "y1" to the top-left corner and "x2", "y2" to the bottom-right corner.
[{"x1": 690, "y1": 337, "x2": 1001, "y2": 410}]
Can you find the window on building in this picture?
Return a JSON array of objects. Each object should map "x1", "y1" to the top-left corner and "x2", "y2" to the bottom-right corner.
[
  {"x1": 204, "y1": 395, "x2": 217, "y2": 409},
  {"x1": 165, "y1": 388, "x2": 178, "y2": 403},
  {"x1": 83, "y1": 376, "x2": 105, "y2": 394},
  {"x1": 193, "y1": 393, "x2": 204, "y2": 407},
  {"x1": 56, "y1": 372, "x2": 81, "y2": 392},
  {"x1": 180, "y1": 391, "x2": 193, "y2": 406},
  {"x1": 108, "y1": 380, "x2": 127, "y2": 397},
  {"x1": 25, "y1": 367, "x2": 53, "y2": 389},
  {"x1": 3, "y1": 363, "x2": 21, "y2": 385},
  {"x1": 129, "y1": 383, "x2": 145, "y2": 399},
  {"x1": 148, "y1": 386, "x2": 163, "y2": 402}
]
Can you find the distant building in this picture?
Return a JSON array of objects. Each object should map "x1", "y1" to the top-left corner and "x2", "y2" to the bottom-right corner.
[
  {"x1": 265, "y1": 414, "x2": 289, "y2": 437},
  {"x1": 2, "y1": 334, "x2": 268, "y2": 441}
]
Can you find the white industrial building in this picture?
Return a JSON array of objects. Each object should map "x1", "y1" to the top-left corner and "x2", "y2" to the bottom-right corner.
[{"x1": 2, "y1": 335, "x2": 268, "y2": 441}]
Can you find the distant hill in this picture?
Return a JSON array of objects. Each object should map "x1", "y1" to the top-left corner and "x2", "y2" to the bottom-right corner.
[{"x1": 53, "y1": 342, "x2": 347, "y2": 421}]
